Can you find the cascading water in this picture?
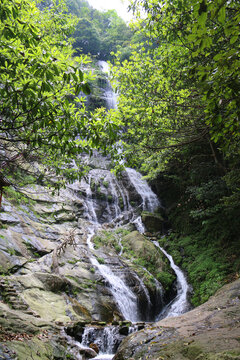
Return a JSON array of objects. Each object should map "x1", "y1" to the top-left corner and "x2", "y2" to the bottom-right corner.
[
  {"x1": 138, "y1": 264, "x2": 165, "y2": 320},
  {"x1": 90, "y1": 258, "x2": 139, "y2": 322},
  {"x1": 153, "y1": 241, "x2": 191, "y2": 319},
  {"x1": 67, "y1": 167, "x2": 191, "y2": 358},
  {"x1": 125, "y1": 168, "x2": 160, "y2": 212},
  {"x1": 132, "y1": 216, "x2": 146, "y2": 234},
  {"x1": 87, "y1": 228, "x2": 142, "y2": 322},
  {"x1": 97, "y1": 60, "x2": 118, "y2": 110},
  {"x1": 80, "y1": 168, "x2": 133, "y2": 224},
  {"x1": 81, "y1": 325, "x2": 120, "y2": 358},
  {"x1": 81, "y1": 163, "x2": 191, "y2": 322}
]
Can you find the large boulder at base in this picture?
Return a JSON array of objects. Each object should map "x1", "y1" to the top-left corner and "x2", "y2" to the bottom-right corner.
[{"x1": 113, "y1": 279, "x2": 240, "y2": 360}]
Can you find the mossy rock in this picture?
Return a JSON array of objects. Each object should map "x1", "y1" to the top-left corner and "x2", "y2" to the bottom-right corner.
[
  {"x1": 34, "y1": 272, "x2": 72, "y2": 293},
  {"x1": 0, "y1": 302, "x2": 51, "y2": 335},
  {"x1": 22, "y1": 288, "x2": 74, "y2": 322},
  {"x1": 68, "y1": 297, "x2": 92, "y2": 321},
  {"x1": 122, "y1": 231, "x2": 164, "y2": 273},
  {"x1": 141, "y1": 212, "x2": 164, "y2": 233},
  {"x1": 4, "y1": 336, "x2": 71, "y2": 360}
]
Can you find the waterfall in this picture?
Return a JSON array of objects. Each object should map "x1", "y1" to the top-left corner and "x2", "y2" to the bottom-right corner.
[
  {"x1": 91, "y1": 257, "x2": 139, "y2": 322},
  {"x1": 66, "y1": 164, "x2": 192, "y2": 358},
  {"x1": 80, "y1": 324, "x2": 141, "y2": 359},
  {"x1": 125, "y1": 168, "x2": 160, "y2": 212},
  {"x1": 97, "y1": 60, "x2": 118, "y2": 110},
  {"x1": 81, "y1": 325, "x2": 120, "y2": 356},
  {"x1": 87, "y1": 228, "x2": 139, "y2": 322},
  {"x1": 61, "y1": 62, "x2": 192, "y2": 359},
  {"x1": 132, "y1": 272, "x2": 152, "y2": 321},
  {"x1": 80, "y1": 169, "x2": 133, "y2": 224},
  {"x1": 82, "y1": 173, "x2": 99, "y2": 223},
  {"x1": 153, "y1": 241, "x2": 191, "y2": 319},
  {"x1": 138, "y1": 265, "x2": 165, "y2": 319},
  {"x1": 132, "y1": 216, "x2": 146, "y2": 234}
]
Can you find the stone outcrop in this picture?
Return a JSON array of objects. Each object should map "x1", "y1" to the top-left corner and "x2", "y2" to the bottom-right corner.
[
  {"x1": 113, "y1": 279, "x2": 240, "y2": 359},
  {"x1": 141, "y1": 211, "x2": 164, "y2": 233}
]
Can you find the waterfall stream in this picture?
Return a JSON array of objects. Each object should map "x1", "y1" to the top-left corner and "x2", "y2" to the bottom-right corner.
[
  {"x1": 78, "y1": 164, "x2": 191, "y2": 357},
  {"x1": 66, "y1": 60, "x2": 191, "y2": 359},
  {"x1": 125, "y1": 168, "x2": 160, "y2": 212},
  {"x1": 97, "y1": 60, "x2": 118, "y2": 110},
  {"x1": 89, "y1": 236, "x2": 139, "y2": 323},
  {"x1": 153, "y1": 241, "x2": 191, "y2": 319}
]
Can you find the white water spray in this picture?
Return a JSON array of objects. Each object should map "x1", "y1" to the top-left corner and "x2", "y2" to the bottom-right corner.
[
  {"x1": 97, "y1": 60, "x2": 118, "y2": 110},
  {"x1": 125, "y1": 168, "x2": 160, "y2": 212},
  {"x1": 87, "y1": 229, "x2": 139, "y2": 322},
  {"x1": 153, "y1": 241, "x2": 190, "y2": 319}
]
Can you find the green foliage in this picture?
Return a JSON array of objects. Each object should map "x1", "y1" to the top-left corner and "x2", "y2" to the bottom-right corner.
[
  {"x1": 0, "y1": 266, "x2": 9, "y2": 275},
  {"x1": 64, "y1": 0, "x2": 134, "y2": 60},
  {"x1": 115, "y1": 228, "x2": 130, "y2": 236},
  {"x1": 4, "y1": 186, "x2": 36, "y2": 208},
  {"x1": 66, "y1": 354, "x2": 75, "y2": 360},
  {"x1": 90, "y1": 267, "x2": 95, "y2": 274},
  {"x1": 97, "y1": 257, "x2": 105, "y2": 265},
  {"x1": 73, "y1": 18, "x2": 101, "y2": 56},
  {"x1": 6, "y1": 248, "x2": 19, "y2": 256},
  {"x1": 102, "y1": 181, "x2": 109, "y2": 188},
  {"x1": 156, "y1": 272, "x2": 175, "y2": 292},
  {"x1": 111, "y1": 0, "x2": 240, "y2": 176},
  {"x1": 67, "y1": 258, "x2": 79, "y2": 265},
  {"x1": 93, "y1": 227, "x2": 130, "y2": 253},
  {"x1": 0, "y1": 0, "x2": 120, "y2": 188},
  {"x1": 0, "y1": 223, "x2": 7, "y2": 230},
  {"x1": 161, "y1": 231, "x2": 237, "y2": 306}
]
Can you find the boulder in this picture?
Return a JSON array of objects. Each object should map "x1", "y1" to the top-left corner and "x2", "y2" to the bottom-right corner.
[
  {"x1": 121, "y1": 231, "x2": 164, "y2": 272},
  {"x1": 119, "y1": 326, "x2": 129, "y2": 336},
  {"x1": 141, "y1": 212, "x2": 164, "y2": 233},
  {"x1": 34, "y1": 272, "x2": 71, "y2": 292},
  {"x1": 21, "y1": 288, "x2": 75, "y2": 322},
  {"x1": 79, "y1": 347, "x2": 98, "y2": 359},
  {"x1": 90, "y1": 342, "x2": 99, "y2": 353}
]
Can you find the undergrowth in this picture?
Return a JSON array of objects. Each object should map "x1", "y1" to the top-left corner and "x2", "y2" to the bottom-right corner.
[{"x1": 159, "y1": 232, "x2": 239, "y2": 306}]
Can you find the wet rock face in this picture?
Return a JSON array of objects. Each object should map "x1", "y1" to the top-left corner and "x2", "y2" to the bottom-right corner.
[
  {"x1": 0, "y1": 165, "x2": 175, "y2": 358},
  {"x1": 0, "y1": 177, "x2": 167, "y2": 326},
  {"x1": 113, "y1": 279, "x2": 240, "y2": 360}
]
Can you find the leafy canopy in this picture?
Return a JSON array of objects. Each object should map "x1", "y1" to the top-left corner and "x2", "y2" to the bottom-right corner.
[
  {"x1": 111, "y1": 0, "x2": 240, "y2": 176},
  {"x1": 0, "y1": 0, "x2": 120, "y2": 188}
]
